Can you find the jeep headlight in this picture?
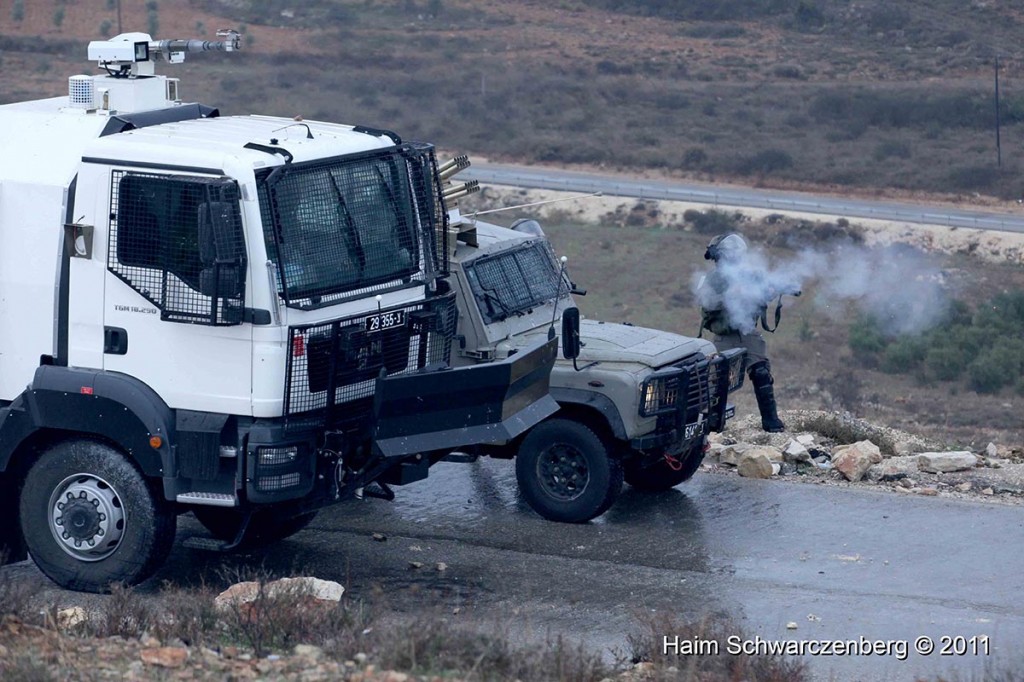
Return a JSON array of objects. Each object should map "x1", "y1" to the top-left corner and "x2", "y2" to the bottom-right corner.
[{"x1": 640, "y1": 376, "x2": 679, "y2": 417}]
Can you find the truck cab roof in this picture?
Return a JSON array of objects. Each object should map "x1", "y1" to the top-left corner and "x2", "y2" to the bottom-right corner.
[{"x1": 0, "y1": 96, "x2": 393, "y2": 190}]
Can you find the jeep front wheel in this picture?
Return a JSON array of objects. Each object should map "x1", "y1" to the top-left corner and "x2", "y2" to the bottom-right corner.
[
  {"x1": 19, "y1": 440, "x2": 176, "y2": 593},
  {"x1": 516, "y1": 419, "x2": 622, "y2": 523}
]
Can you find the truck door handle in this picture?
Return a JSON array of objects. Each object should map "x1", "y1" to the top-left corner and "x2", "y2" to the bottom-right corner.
[{"x1": 103, "y1": 326, "x2": 128, "y2": 355}]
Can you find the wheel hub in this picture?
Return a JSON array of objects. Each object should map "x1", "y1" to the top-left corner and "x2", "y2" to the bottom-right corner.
[
  {"x1": 49, "y1": 473, "x2": 126, "y2": 562},
  {"x1": 537, "y1": 445, "x2": 589, "y2": 502}
]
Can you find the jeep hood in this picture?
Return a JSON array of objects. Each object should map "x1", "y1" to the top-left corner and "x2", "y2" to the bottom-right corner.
[{"x1": 516, "y1": 319, "x2": 715, "y2": 369}]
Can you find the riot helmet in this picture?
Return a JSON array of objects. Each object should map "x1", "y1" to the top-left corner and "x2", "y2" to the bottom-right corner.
[{"x1": 704, "y1": 233, "x2": 748, "y2": 262}]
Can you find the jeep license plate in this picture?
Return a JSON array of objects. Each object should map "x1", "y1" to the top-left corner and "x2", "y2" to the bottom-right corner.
[
  {"x1": 365, "y1": 309, "x2": 406, "y2": 333},
  {"x1": 684, "y1": 420, "x2": 707, "y2": 440}
]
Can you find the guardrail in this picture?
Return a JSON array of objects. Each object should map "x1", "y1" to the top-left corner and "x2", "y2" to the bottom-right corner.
[{"x1": 463, "y1": 166, "x2": 1024, "y2": 234}]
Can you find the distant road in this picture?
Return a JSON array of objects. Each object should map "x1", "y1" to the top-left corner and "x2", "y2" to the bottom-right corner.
[{"x1": 463, "y1": 162, "x2": 1024, "y2": 234}]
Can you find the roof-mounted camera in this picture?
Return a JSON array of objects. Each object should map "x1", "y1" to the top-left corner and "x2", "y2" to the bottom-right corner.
[{"x1": 87, "y1": 29, "x2": 240, "y2": 78}]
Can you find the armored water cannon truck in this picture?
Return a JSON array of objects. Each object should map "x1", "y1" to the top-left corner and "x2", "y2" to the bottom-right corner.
[
  {"x1": 438, "y1": 160, "x2": 745, "y2": 523},
  {"x1": 0, "y1": 33, "x2": 561, "y2": 592}
]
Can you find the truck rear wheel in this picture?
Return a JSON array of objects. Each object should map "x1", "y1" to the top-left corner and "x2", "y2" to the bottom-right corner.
[
  {"x1": 624, "y1": 441, "x2": 705, "y2": 492},
  {"x1": 192, "y1": 508, "x2": 318, "y2": 547},
  {"x1": 19, "y1": 440, "x2": 175, "y2": 593},
  {"x1": 516, "y1": 419, "x2": 622, "y2": 523}
]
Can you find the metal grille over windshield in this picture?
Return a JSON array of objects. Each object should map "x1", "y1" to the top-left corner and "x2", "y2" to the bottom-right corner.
[
  {"x1": 258, "y1": 146, "x2": 441, "y2": 307},
  {"x1": 465, "y1": 241, "x2": 566, "y2": 323}
]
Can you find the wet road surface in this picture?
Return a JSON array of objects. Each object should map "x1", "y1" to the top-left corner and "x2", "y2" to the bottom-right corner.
[{"x1": 10, "y1": 461, "x2": 1024, "y2": 681}]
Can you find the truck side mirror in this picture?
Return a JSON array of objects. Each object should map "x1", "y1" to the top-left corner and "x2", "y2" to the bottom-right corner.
[
  {"x1": 561, "y1": 307, "x2": 581, "y2": 360},
  {"x1": 198, "y1": 200, "x2": 245, "y2": 298}
]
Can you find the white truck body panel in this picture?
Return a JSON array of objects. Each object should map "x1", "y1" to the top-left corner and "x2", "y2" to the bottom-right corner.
[{"x1": 0, "y1": 95, "x2": 405, "y2": 414}]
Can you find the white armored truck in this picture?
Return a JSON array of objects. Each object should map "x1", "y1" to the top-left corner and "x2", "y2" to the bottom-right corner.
[
  {"x1": 442, "y1": 169, "x2": 745, "y2": 523},
  {"x1": 0, "y1": 34, "x2": 562, "y2": 592}
]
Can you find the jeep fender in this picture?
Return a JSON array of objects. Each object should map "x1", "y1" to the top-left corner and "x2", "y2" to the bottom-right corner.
[
  {"x1": 549, "y1": 386, "x2": 628, "y2": 441},
  {"x1": 0, "y1": 366, "x2": 174, "y2": 479}
]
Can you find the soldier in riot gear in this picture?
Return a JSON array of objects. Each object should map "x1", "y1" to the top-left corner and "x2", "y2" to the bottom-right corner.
[{"x1": 697, "y1": 233, "x2": 786, "y2": 433}]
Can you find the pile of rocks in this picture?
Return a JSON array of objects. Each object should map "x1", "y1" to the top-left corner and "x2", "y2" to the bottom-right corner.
[{"x1": 704, "y1": 410, "x2": 1024, "y2": 503}]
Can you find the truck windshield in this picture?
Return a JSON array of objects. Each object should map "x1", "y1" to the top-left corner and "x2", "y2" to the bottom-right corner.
[
  {"x1": 464, "y1": 240, "x2": 568, "y2": 323},
  {"x1": 258, "y1": 149, "x2": 421, "y2": 304}
]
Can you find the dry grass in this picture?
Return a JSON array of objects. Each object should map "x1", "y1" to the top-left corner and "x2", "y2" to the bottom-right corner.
[{"x1": 3, "y1": 1, "x2": 1024, "y2": 198}]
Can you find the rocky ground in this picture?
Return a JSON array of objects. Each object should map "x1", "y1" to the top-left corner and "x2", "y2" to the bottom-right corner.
[{"x1": 710, "y1": 409, "x2": 1024, "y2": 505}]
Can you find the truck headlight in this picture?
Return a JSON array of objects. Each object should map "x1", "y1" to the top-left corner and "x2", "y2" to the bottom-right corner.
[
  {"x1": 640, "y1": 376, "x2": 679, "y2": 417},
  {"x1": 258, "y1": 445, "x2": 299, "y2": 467}
]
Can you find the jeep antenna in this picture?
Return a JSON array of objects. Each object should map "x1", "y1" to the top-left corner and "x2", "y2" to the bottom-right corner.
[{"x1": 465, "y1": 191, "x2": 602, "y2": 218}]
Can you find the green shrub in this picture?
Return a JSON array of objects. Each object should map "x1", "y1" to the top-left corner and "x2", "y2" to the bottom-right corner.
[
  {"x1": 685, "y1": 209, "x2": 741, "y2": 235},
  {"x1": 848, "y1": 316, "x2": 887, "y2": 361},
  {"x1": 881, "y1": 336, "x2": 925, "y2": 374},
  {"x1": 682, "y1": 146, "x2": 709, "y2": 169},
  {"x1": 923, "y1": 345, "x2": 966, "y2": 381},
  {"x1": 974, "y1": 290, "x2": 1024, "y2": 331},
  {"x1": 873, "y1": 139, "x2": 912, "y2": 161},
  {"x1": 733, "y1": 148, "x2": 794, "y2": 175},
  {"x1": 968, "y1": 350, "x2": 1010, "y2": 393},
  {"x1": 966, "y1": 339, "x2": 1024, "y2": 393}
]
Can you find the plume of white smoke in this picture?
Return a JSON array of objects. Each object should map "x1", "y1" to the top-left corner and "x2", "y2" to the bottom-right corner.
[{"x1": 693, "y1": 239, "x2": 949, "y2": 337}]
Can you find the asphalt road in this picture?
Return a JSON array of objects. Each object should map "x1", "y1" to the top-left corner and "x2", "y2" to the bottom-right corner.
[
  {"x1": 7, "y1": 462, "x2": 1023, "y2": 680},
  {"x1": 463, "y1": 161, "x2": 1024, "y2": 233},
  {"x1": 145, "y1": 462, "x2": 1023, "y2": 681}
]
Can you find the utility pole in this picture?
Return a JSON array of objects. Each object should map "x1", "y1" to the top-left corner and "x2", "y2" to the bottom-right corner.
[
  {"x1": 117, "y1": 0, "x2": 123, "y2": 35},
  {"x1": 995, "y1": 55, "x2": 1002, "y2": 168}
]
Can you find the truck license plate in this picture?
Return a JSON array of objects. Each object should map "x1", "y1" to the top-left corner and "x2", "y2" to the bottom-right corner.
[
  {"x1": 365, "y1": 309, "x2": 406, "y2": 333},
  {"x1": 684, "y1": 420, "x2": 707, "y2": 439}
]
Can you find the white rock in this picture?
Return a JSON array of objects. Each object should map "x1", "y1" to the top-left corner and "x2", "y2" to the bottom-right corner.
[
  {"x1": 214, "y1": 577, "x2": 344, "y2": 611},
  {"x1": 832, "y1": 441, "x2": 882, "y2": 481},
  {"x1": 56, "y1": 606, "x2": 87, "y2": 630},
  {"x1": 719, "y1": 443, "x2": 750, "y2": 467},
  {"x1": 293, "y1": 644, "x2": 323, "y2": 660},
  {"x1": 985, "y1": 442, "x2": 1000, "y2": 459},
  {"x1": 706, "y1": 442, "x2": 727, "y2": 463},
  {"x1": 865, "y1": 455, "x2": 920, "y2": 481},
  {"x1": 918, "y1": 451, "x2": 978, "y2": 473},
  {"x1": 796, "y1": 434, "x2": 815, "y2": 445},
  {"x1": 783, "y1": 440, "x2": 813, "y2": 464},
  {"x1": 737, "y1": 449, "x2": 775, "y2": 479}
]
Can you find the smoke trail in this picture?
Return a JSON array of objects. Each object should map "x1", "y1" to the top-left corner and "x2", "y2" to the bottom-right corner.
[{"x1": 693, "y1": 239, "x2": 949, "y2": 336}]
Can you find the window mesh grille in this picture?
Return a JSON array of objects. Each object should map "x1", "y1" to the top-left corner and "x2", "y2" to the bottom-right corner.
[
  {"x1": 283, "y1": 292, "x2": 457, "y2": 427},
  {"x1": 108, "y1": 171, "x2": 246, "y2": 325},
  {"x1": 466, "y1": 241, "x2": 565, "y2": 323},
  {"x1": 406, "y1": 142, "x2": 449, "y2": 278},
  {"x1": 257, "y1": 144, "x2": 448, "y2": 308}
]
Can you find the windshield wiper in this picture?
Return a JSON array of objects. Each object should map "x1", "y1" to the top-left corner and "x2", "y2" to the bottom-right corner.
[
  {"x1": 479, "y1": 288, "x2": 513, "y2": 321},
  {"x1": 328, "y1": 172, "x2": 366, "y2": 271}
]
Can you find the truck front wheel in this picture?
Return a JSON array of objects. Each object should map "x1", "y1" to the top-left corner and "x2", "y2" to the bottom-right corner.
[
  {"x1": 192, "y1": 508, "x2": 318, "y2": 547},
  {"x1": 624, "y1": 440, "x2": 705, "y2": 491},
  {"x1": 19, "y1": 440, "x2": 176, "y2": 593},
  {"x1": 516, "y1": 419, "x2": 622, "y2": 523}
]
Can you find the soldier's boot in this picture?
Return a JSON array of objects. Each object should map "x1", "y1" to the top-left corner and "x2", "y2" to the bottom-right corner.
[{"x1": 749, "y1": 361, "x2": 785, "y2": 433}]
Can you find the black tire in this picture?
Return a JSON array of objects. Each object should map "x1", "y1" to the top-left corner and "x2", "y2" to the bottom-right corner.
[
  {"x1": 624, "y1": 441, "x2": 705, "y2": 492},
  {"x1": 192, "y1": 508, "x2": 318, "y2": 547},
  {"x1": 516, "y1": 419, "x2": 622, "y2": 523},
  {"x1": 18, "y1": 440, "x2": 175, "y2": 593}
]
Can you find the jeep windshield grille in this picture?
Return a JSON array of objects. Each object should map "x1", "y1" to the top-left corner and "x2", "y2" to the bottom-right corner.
[
  {"x1": 258, "y1": 148, "x2": 425, "y2": 306},
  {"x1": 465, "y1": 241, "x2": 567, "y2": 323}
]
